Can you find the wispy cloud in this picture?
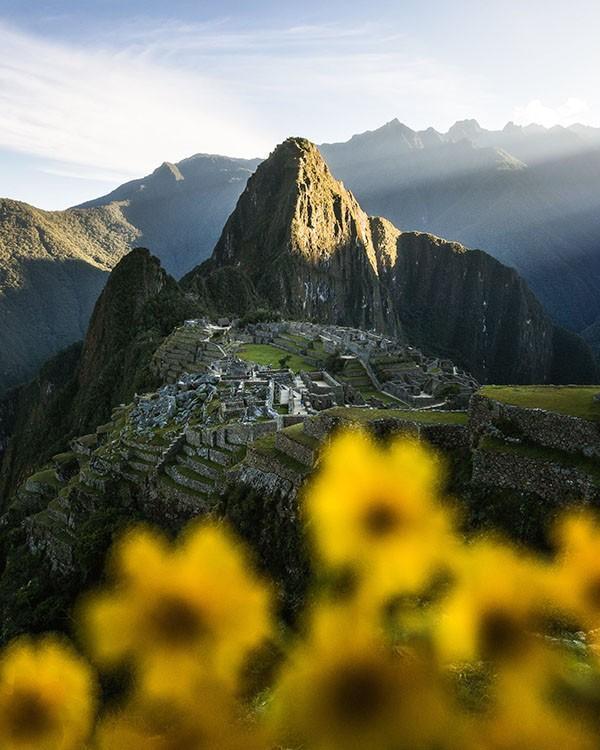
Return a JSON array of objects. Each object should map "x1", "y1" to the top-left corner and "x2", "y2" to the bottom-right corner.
[
  {"x1": 0, "y1": 18, "x2": 485, "y2": 183},
  {"x1": 0, "y1": 21, "x2": 272, "y2": 179}
]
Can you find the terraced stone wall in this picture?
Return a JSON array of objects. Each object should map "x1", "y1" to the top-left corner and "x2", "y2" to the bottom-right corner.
[
  {"x1": 472, "y1": 447, "x2": 600, "y2": 505},
  {"x1": 470, "y1": 394, "x2": 600, "y2": 458}
]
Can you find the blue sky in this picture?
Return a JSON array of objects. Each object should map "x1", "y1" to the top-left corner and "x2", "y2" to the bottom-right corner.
[{"x1": 1, "y1": 0, "x2": 599, "y2": 209}]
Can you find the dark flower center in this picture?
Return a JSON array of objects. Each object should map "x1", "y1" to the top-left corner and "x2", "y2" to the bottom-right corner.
[
  {"x1": 479, "y1": 607, "x2": 524, "y2": 660},
  {"x1": 6, "y1": 689, "x2": 55, "y2": 740},
  {"x1": 363, "y1": 501, "x2": 400, "y2": 538},
  {"x1": 149, "y1": 595, "x2": 206, "y2": 645},
  {"x1": 328, "y1": 662, "x2": 388, "y2": 726}
]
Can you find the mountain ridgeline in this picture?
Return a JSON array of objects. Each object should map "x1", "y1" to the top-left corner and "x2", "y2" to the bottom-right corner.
[
  {"x1": 320, "y1": 119, "x2": 600, "y2": 337},
  {"x1": 2, "y1": 120, "x2": 600, "y2": 396},
  {"x1": 183, "y1": 138, "x2": 596, "y2": 385},
  {"x1": 0, "y1": 155, "x2": 258, "y2": 396}
]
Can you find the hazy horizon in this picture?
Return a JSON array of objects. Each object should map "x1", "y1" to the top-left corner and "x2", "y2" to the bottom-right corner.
[{"x1": 1, "y1": 0, "x2": 600, "y2": 209}]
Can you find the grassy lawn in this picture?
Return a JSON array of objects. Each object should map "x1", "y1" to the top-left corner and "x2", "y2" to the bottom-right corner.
[
  {"x1": 324, "y1": 407, "x2": 468, "y2": 425},
  {"x1": 479, "y1": 386, "x2": 600, "y2": 422},
  {"x1": 237, "y1": 344, "x2": 315, "y2": 372}
]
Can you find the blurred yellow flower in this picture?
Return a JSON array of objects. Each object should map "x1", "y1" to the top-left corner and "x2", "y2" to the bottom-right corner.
[
  {"x1": 271, "y1": 603, "x2": 456, "y2": 750},
  {"x1": 95, "y1": 686, "x2": 267, "y2": 750},
  {"x1": 306, "y1": 430, "x2": 455, "y2": 596},
  {"x1": 433, "y1": 540, "x2": 551, "y2": 663},
  {"x1": 81, "y1": 522, "x2": 273, "y2": 696},
  {"x1": 552, "y1": 512, "x2": 600, "y2": 629},
  {"x1": 0, "y1": 636, "x2": 96, "y2": 750},
  {"x1": 479, "y1": 651, "x2": 596, "y2": 749}
]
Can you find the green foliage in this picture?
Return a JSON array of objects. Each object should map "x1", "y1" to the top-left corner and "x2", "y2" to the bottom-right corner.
[
  {"x1": 238, "y1": 308, "x2": 281, "y2": 327},
  {"x1": 1, "y1": 251, "x2": 201, "y2": 502}
]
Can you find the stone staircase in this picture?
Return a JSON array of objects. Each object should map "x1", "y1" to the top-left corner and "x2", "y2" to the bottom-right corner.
[
  {"x1": 337, "y1": 356, "x2": 376, "y2": 395},
  {"x1": 156, "y1": 420, "x2": 278, "y2": 506}
]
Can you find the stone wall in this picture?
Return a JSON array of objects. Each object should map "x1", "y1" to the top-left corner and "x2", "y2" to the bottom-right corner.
[
  {"x1": 470, "y1": 394, "x2": 600, "y2": 458},
  {"x1": 224, "y1": 420, "x2": 278, "y2": 446},
  {"x1": 275, "y1": 432, "x2": 316, "y2": 467},
  {"x1": 303, "y1": 411, "x2": 469, "y2": 450},
  {"x1": 242, "y1": 446, "x2": 309, "y2": 490},
  {"x1": 472, "y1": 447, "x2": 600, "y2": 505}
]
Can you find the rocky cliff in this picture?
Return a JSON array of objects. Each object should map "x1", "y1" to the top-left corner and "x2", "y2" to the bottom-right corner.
[
  {"x1": 0, "y1": 249, "x2": 199, "y2": 499},
  {"x1": 184, "y1": 138, "x2": 596, "y2": 385},
  {"x1": 185, "y1": 138, "x2": 396, "y2": 334}
]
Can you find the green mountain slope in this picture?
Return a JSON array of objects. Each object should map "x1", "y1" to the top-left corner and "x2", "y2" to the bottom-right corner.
[{"x1": 0, "y1": 155, "x2": 258, "y2": 396}]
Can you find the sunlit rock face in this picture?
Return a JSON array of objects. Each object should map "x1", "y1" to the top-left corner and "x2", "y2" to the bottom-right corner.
[{"x1": 184, "y1": 138, "x2": 596, "y2": 385}]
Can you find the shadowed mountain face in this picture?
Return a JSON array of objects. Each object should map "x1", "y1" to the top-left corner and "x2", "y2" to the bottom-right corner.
[
  {"x1": 0, "y1": 155, "x2": 259, "y2": 396},
  {"x1": 320, "y1": 119, "x2": 600, "y2": 336},
  {"x1": 183, "y1": 138, "x2": 597, "y2": 385},
  {"x1": 78, "y1": 153, "x2": 261, "y2": 279},
  {"x1": 0, "y1": 199, "x2": 138, "y2": 396}
]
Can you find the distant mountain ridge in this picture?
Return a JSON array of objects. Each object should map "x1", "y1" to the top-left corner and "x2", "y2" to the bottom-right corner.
[
  {"x1": 0, "y1": 154, "x2": 258, "y2": 395},
  {"x1": 77, "y1": 152, "x2": 261, "y2": 278},
  {"x1": 183, "y1": 137, "x2": 596, "y2": 385},
  {"x1": 320, "y1": 119, "x2": 600, "y2": 336},
  {"x1": 1, "y1": 119, "x2": 600, "y2": 395}
]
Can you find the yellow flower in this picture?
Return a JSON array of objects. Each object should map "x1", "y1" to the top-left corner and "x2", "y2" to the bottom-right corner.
[
  {"x1": 305, "y1": 430, "x2": 455, "y2": 596},
  {"x1": 270, "y1": 603, "x2": 456, "y2": 750},
  {"x1": 478, "y1": 651, "x2": 596, "y2": 750},
  {"x1": 552, "y1": 512, "x2": 600, "y2": 628},
  {"x1": 80, "y1": 522, "x2": 273, "y2": 696},
  {"x1": 94, "y1": 686, "x2": 267, "y2": 750},
  {"x1": 433, "y1": 540, "x2": 551, "y2": 663},
  {"x1": 0, "y1": 636, "x2": 96, "y2": 750}
]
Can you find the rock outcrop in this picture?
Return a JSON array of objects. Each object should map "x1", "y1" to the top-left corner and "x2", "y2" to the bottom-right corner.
[
  {"x1": 0, "y1": 249, "x2": 199, "y2": 499},
  {"x1": 184, "y1": 138, "x2": 596, "y2": 385}
]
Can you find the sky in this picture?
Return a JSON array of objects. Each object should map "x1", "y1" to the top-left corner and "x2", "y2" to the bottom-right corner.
[{"x1": 1, "y1": 0, "x2": 600, "y2": 209}]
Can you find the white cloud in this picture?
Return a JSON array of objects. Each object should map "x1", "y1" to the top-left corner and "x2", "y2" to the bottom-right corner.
[
  {"x1": 0, "y1": 18, "x2": 486, "y2": 184},
  {"x1": 512, "y1": 98, "x2": 591, "y2": 128},
  {"x1": 0, "y1": 21, "x2": 273, "y2": 179}
]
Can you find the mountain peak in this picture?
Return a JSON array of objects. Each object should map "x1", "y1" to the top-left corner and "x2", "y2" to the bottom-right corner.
[
  {"x1": 381, "y1": 118, "x2": 413, "y2": 132},
  {"x1": 153, "y1": 161, "x2": 184, "y2": 182},
  {"x1": 446, "y1": 119, "x2": 484, "y2": 141},
  {"x1": 206, "y1": 137, "x2": 369, "y2": 272}
]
